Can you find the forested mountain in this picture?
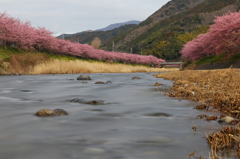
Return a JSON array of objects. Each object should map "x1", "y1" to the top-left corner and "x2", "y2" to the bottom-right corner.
[
  {"x1": 58, "y1": 24, "x2": 138, "y2": 45},
  {"x1": 101, "y1": 0, "x2": 240, "y2": 61}
]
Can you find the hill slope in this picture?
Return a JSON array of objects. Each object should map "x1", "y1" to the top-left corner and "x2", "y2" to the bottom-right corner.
[
  {"x1": 59, "y1": 23, "x2": 138, "y2": 45},
  {"x1": 101, "y1": 0, "x2": 240, "y2": 61}
]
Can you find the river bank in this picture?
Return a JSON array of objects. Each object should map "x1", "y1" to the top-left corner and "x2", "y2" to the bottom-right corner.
[
  {"x1": 0, "y1": 55, "x2": 178, "y2": 75},
  {"x1": 155, "y1": 69, "x2": 240, "y2": 158}
]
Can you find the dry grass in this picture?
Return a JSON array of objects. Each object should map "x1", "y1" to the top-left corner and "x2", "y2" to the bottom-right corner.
[
  {"x1": 3, "y1": 53, "x2": 49, "y2": 74},
  {"x1": 30, "y1": 59, "x2": 179, "y2": 74},
  {"x1": 155, "y1": 69, "x2": 240, "y2": 118}
]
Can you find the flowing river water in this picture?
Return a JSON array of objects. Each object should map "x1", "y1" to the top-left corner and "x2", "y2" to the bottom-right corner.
[{"x1": 0, "y1": 73, "x2": 229, "y2": 159}]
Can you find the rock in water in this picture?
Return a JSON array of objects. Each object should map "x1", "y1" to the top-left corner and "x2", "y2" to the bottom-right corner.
[
  {"x1": 35, "y1": 109, "x2": 68, "y2": 116},
  {"x1": 95, "y1": 81, "x2": 105, "y2": 84},
  {"x1": 132, "y1": 77, "x2": 141, "y2": 80},
  {"x1": 85, "y1": 100, "x2": 104, "y2": 105},
  {"x1": 35, "y1": 109, "x2": 56, "y2": 116},
  {"x1": 77, "y1": 75, "x2": 91, "y2": 80},
  {"x1": 54, "y1": 109, "x2": 68, "y2": 115},
  {"x1": 145, "y1": 112, "x2": 171, "y2": 117},
  {"x1": 218, "y1": 116, "x2": 234, "y2": 123},
  {"x1": 106, "y1": 81, "x2": 112, "y2": 84}
]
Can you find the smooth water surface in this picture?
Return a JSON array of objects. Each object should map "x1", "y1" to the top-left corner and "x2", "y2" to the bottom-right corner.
[{"x1": 0, "y1": 73, "x2": 226, "y2": 159}]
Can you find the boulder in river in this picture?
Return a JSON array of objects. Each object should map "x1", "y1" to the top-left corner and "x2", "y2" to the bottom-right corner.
[
  {"x1": 95, "y1": 81, "x2": 105, "y2": 84},
  {"x1": 145, "y1": 112, "x2": 171, "y2": 117},
  {"x1": 132, "y1": 77, "x2": 141, "y2": 80},
  {"x1": 85, "y1": 100, "x2": 105, "y2": 105},
  {"x1": 35, "y1": 109, "x2": 68, "y2": 116},
  {"x1": 77, "y1": 75, "x2": 91, "y2": 80},
  {"x1": 53, "y1": 109, "x2": 68, "y2": 115},
  {"x1": 105, "y1": 81, "x2": 112, "y2": 84},
  {"x1": 70, "y1": 98, "x2": 85, "y2": 103},
  {"x1": 70, "y1": 98, "x2": 105, "y2": 105}
]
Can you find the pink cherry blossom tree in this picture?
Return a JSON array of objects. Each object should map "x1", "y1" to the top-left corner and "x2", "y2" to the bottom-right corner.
[{"x1": 181, "y1": 11, "x2": 240, "y2": 61}]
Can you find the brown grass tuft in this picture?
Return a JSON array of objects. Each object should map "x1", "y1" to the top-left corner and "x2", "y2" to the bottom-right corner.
[{"x1": 6, "y1": 53, "x2": 49, "y2": 74}]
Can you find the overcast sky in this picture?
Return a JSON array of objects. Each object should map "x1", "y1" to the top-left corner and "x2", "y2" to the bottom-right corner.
[{"x1": 0, "y1": 0, "x2": 170, "y2": 36}]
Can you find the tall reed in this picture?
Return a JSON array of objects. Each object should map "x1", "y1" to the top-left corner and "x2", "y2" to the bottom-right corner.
[{"x1": 31, "y1": 59, "x2": 178, "y2": 74}]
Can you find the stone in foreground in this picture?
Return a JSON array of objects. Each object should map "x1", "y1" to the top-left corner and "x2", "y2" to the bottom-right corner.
[
  {"x1": 218, "y1": 116, "x2": 234, "y2": 123},
  {"x1": 35, "y1": 109, "x2": 68, "y2": 116},
  {"x1": 77, "y1": 75, "x2": 91, "y2": 80}
]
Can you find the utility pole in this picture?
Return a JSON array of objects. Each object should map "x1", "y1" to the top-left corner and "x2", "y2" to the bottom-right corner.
[
  {"x1": 130, "y1": 47, "x2": 132, "y2": 54},
  {"x1": 112, "y1": 42, "x2": 114, "y2": 52},
  {"x1": 141, "y1": 49, "x2": 142, "y2": 55},
  {"x1": 62, "y1": 34, "x2": 65, "y2": 40}
]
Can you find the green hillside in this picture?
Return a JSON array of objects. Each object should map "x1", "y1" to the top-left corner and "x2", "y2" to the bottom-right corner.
[
  {"x1": 101, "y1": 0, "x2": 239, "y2": 61},
  {"x1": 60, "y1": 24, "x2": 137, "y2": 45}
]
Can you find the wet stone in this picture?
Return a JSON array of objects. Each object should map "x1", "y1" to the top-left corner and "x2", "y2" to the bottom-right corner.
[
  {"x1": 53, "y1": 109, "x2": 68, "y2": 115},
  {"x1": 19, "y1": 90, "x2": 32, "y2": 93},
  {"x1": 70, "y1": 98, "x2": 85, "y2": 103},
  {"x1": 218, "y1": 116, "x2": 234, "y2": 123},
  {"x1": 132, "y1": 77, "x2": 141, "y2": 80},
  {"x1": 95, "y1": 81, "x2": 105, "y2": 84},
  {"x1": 82, "y1": 81, "x2": 88, "y2": 83},
  {"x1": 35, "y1": 109, "x2": 68, "y2": 116},
  {"x1": 77, "y1": 75, "x2": 91, "y2": 80},
  {"x1": 106, "y1": 81, "x2": 112, "y2": 84},
  {"x1": 90, "y1": 109, "x2": 103, "y2": 112},
  {"x1": 144, "y1": 112, "x2": 171, "y2": 117},
  {"x1": 85, "y1": 100, "x2": 105, "y2": 105},
  {"x1": 35, "y1": 109, "x2": 55, "y2": 116},
  {"x1": 70, "y1": 98, "x2": 106, "y2": 105}
]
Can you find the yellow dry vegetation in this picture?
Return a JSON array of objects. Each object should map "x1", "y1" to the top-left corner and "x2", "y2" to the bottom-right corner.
[
  {"x1": 31, "y1": 59, "x2": 179, "y2": 74},
  {"x1": 155, "y1": 69, "x2": 240, "y2": 118}
]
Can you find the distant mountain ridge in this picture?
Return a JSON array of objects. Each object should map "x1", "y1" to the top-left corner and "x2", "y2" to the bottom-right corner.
[{"x1": 95, "y1": 20, "x2": 141, "y2": 31}]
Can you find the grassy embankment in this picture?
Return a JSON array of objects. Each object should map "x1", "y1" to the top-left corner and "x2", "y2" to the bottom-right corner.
[
  {"x1": 0, "y1": 46, "x2": 178, "y2": 74},
  {"x1": 155, "y1": 69, "x2": 240, "y2": 158},
  {"x1": 184, "y1": 53, "x2": 240, "y2": 70}
]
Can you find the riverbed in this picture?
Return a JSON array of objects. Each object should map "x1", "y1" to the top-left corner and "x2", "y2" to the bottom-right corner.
[{"x1": 0, "y1": 73, "x2": 226, "y2": 159}]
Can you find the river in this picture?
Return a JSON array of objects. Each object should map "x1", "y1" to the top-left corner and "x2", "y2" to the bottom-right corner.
[{"x1": 0, "y1": 73, "x2": 227, "y2": 159}]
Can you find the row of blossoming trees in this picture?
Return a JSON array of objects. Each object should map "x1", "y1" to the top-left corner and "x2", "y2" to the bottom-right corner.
[
  {"x1": 181, "y1": 11, "x2": 240, "y2": 61},
  {"x1": 0, "y1": 12, "x2": 165, "y2": 65}
]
